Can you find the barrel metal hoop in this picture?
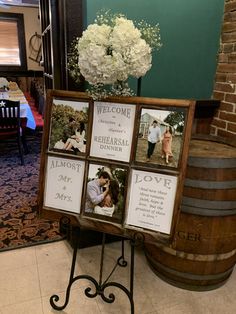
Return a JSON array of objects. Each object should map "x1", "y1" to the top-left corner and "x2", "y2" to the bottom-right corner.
[
  {"x1": 187, "y1": 157, "x2": 236, "y2": 168},
  {"x1": 147, "y1": 263, "x2": 229, "y2": 291},
  {"x1": 184, "y1": 178, "x2": 236, "y2": 189},
  {"x1": 153, "y1": 243, "x2": 236, "y2": 261},
  {"x1": 146, "y1": 252, "x2": 234, "y2": 281},
  {"x1": 181, "y1": 205, "x2": 236, "y2": 216},
  {"x1": 182, "y1": 196, "x2": 236, "y2": 211}
]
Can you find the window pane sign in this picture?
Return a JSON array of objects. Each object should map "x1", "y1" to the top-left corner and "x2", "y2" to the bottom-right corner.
[{"x1": 39, "y1": 90, "x2": 195, "y2": 243}]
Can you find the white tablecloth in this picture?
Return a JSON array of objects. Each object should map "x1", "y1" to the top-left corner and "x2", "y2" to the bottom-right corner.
[{"x1": 6, "y1": 90, "x2": 36, "y2": 130}]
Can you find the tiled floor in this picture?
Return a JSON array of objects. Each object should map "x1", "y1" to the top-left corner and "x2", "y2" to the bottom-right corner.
[{"x1": 0, "y1": 240, "x2": 235, "y2": 314}]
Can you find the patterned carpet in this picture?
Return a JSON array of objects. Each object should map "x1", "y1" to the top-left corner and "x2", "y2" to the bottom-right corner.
[{"x1": 0, "y1": 133, "x2": 64, "y2": 252}]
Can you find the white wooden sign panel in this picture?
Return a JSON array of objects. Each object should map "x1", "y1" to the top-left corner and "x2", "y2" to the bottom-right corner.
[
  {"x1": 44, "y1": 156, "x2": 85, "y2": 213},
  {"x1": 126, "y1": 169, "x2": 178, "y2": 234},
  {"x1": 90, "y1": 101, "x2": 136, "y2": 162}
]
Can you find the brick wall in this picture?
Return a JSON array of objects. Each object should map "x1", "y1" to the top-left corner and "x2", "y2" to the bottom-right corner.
[{"x1": 211, "y1": 0, "x2": 236, "y2": 137}]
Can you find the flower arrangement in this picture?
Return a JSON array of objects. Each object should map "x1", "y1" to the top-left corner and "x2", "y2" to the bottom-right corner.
[
  {"x1": 0, "y1": 77, "x2": 9, "y2": 91},
  {"x1": 68, "y1": 10, "x2": 162, "y2": 99}
]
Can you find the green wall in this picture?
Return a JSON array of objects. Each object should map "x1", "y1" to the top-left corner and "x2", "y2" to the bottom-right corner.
[{"x1": 85, "y1": 0, "x2": 225, "y2": 99}]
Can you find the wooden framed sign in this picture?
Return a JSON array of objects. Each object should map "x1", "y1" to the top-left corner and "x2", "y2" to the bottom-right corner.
[{"x1": 38, "y1": 90, "x2": 195, "y2": 244}]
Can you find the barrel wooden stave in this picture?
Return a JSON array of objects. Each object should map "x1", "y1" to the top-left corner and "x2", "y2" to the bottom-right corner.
[
  {"x1": 175, "y1": 213, "x2": 236, "y2": 254},
  {"x1": 183, "y1": 187, "x2": 236, "y2": 200},
  {"x1": 186, "y1": 166, "x2": 236, "y2": 181}
]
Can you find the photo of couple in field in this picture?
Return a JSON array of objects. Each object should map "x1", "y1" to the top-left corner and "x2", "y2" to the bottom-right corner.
[
  {"x1": 48, "y1": 99, "x2": 89, "y2": 155},
  {"x1": 135, "y1": 108, "x2": 186, "y2": 168}
]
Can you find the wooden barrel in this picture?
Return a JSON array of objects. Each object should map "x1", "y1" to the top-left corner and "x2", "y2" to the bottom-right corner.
[{"x1": 145, "y1": 137, "x2": 236, "y2": 291}]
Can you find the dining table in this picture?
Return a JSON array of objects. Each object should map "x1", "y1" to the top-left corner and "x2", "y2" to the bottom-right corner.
[
  {"x1": 7, "y1": 88, "x2": 36, "y2": 130},
  {"x1": 0, "y1": 86, "x2": 37, "y2": 154}
]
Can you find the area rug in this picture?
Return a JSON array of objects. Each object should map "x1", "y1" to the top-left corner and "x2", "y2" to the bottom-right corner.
[{"x1": 0, "y1": 133, "x2": 64, "y2": 252}]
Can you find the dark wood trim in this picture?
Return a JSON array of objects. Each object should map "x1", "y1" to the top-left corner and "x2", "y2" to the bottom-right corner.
[
  {"x1": 65, "y1": 0, "x2": 84, "y2": 90},
  {"x1": 39, "y1": 0, "x2": 84, "y2": 90},
  {"x1": 192, "y1": 99, "x2": 220, "y2": 135},
  {"x1": 0, "y1": 70, "x2": 43, "y2": 77},
  {"x1": 50, "y1": 0, "x2": 61, "y2": 89},
  {"x1": 0, "y1": 12, "x2": 27, "y2": 72},
  {"x1": 195, "y1": 99, "x2": 220, "y2": 118}
]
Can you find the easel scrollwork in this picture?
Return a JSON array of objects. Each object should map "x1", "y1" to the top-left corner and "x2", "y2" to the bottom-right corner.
[{"x1": 50, "y1": 219, "x2": 145, "y2": 314}]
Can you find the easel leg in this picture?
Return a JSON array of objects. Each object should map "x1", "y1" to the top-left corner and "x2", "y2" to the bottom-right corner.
[
  {"x1": 50, "y1": 226, "x2": 80, "y2": 310},
  {"x1": 118, "y1": 238, "x2": 128, "y2": 267},
  {"x1": 100, "y1": 237, "x2": 135, "y2": 313},
  {"x1": 98, "y1": 233, "x2": 106, "y2": 287},
  {"x1": 130, "y1": 239, "x2": 135, "y2": 299}
]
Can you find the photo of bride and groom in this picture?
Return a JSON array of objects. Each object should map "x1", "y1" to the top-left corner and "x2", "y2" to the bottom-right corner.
[{"x1": 84, "y1": 164, "x2": 127, "y2": 222}]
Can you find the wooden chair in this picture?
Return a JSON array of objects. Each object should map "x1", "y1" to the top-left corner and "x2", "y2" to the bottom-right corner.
[{"x1": 0, "y1": 99, "x2": 24, "y2": 165}]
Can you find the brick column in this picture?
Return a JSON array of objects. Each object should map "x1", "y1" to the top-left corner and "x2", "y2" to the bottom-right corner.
[{"x1": 212, "y1": 0, "x2": 236, "y2": 137}]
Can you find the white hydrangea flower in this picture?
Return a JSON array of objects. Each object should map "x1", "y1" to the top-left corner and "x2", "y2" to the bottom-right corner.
[
  {"x1": 78, "y1": 24, "x2": 111, "y2": 49},
  {"x1": 68, "y1": 11, "x2": 161, "y2": 99},
  {"x1": 110, "y1": 17, "x2": 141, "y2": 51},
  {"x1": 127, "y1": 39, "x2": 152, "y2": 77}
]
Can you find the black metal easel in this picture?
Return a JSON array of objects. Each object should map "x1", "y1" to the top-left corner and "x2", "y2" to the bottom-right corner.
[
  {"x1": 50, "y1": 77, "x2": 143, "y2": 313},
  {"x1": 50, "y1": 225, "x2": 144, "y2": 313}
]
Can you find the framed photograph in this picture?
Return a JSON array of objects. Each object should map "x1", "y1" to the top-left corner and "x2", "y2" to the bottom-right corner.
[
  {"x1": 125, "y1": 169, "x2": 178, "y2": 234},
  {"x1": 83, "y1": 162, "x2": 128, "y2": 223},
  {"x1": 44, "y1": 155, "x2": 85, "y2": 214},
  {"x1": 90, "y1": 101, "x2": 136, "y2": 162},
  {"x1": 48, "y1": 98, "x2": 89, "y2": 156},
  {"x1": 135, "y1": 107, "x2": 187, "y2": 168}
]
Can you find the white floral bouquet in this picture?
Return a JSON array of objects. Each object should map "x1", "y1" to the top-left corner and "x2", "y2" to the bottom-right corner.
[
  {"x1": 0, "y1": 77, "x2": 9, "y2": 90},
  {"x1": 68, "y1": 10, "x2": 162, "y2": 99}
]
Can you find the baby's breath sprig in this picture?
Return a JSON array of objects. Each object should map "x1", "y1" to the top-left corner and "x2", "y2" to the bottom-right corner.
[
  {"x1": 135, "y1": 20, "x2": 162, "y2": 51},
  {"x1": 86, "y1": 84, "x2": 109, "y2": 101},
  {"x1": 67, "y1": 37, "x2": 81, "y2": 84},
  {"x1": 94, "y1": 9, "x2": 125, "y2": 27},
  {"x1": 86, "y1": 81, "x2": 135, "y2": 100},
  {"x1": 110, "y1": 81, "x2": 135, "y2": 97}
]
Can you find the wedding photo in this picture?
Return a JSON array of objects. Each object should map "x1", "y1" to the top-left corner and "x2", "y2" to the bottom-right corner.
[
  {"x1": 48, "y1": 98, "x2": 89, "y2": 155},
  {"x1": 83, "y1": 163, "x2": 128, "y2": 223},
  {"x1": 135, "y1": 107, "x2": 186, "y2": 168}
]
